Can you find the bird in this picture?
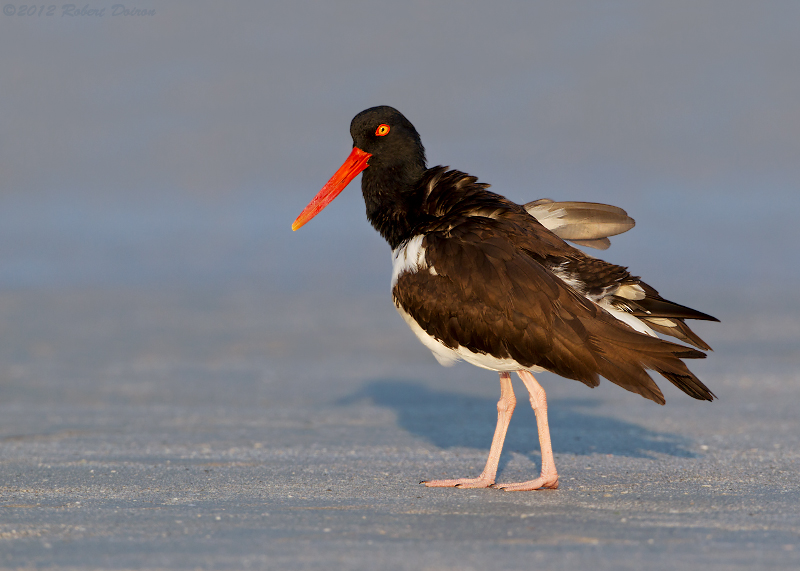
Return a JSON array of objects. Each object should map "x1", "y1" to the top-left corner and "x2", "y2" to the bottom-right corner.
[{"x1": 292, "y1": 105, "x2": 717, "y2": 491}]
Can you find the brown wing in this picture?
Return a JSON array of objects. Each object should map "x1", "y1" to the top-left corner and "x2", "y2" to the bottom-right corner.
[{"x1": 393, "y1": 215, "x2": 714, "y2": 404}]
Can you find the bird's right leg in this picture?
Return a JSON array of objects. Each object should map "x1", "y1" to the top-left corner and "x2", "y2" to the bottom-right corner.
[{"x1": 422, "y1": 372, "x2": 516, "y2": 488}]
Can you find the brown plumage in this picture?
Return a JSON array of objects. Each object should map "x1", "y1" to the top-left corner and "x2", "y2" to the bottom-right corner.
[
  {"x1": 293, "y1": 106, "x2": 717, "y2": 491},
  {"x1": 392, "y1": 167, "x2": 714, "y2": 406}
]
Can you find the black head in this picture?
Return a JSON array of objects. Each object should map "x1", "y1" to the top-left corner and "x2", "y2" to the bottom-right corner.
[
  {"x1": 350, "y1": 106, "x2": 426, "y2": 176},
  {"x1": 292, "y1": 106, "x2": 428, "y2": 244}
]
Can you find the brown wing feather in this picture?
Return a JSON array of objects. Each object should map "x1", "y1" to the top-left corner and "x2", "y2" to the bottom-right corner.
[{"x1": 393, "y1": 212, "x2": 714, "y2": 405}]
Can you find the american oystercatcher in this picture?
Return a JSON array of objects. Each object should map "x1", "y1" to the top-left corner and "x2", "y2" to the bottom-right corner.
[{"x1": 293, "y1": 106, "x2": 717, "y2": 491}]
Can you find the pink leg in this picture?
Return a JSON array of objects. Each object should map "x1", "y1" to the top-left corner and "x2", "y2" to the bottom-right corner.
[
  {"x1": 423, "y1": 372, "x2": 516, "y2": 488},
  {"x1": 494, "y1": 370, "x2": 559, "y2": 491}
]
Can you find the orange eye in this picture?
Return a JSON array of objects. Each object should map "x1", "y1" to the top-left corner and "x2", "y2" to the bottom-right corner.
[{"x1": 375, "y1": 124, "x2": 390, "y2": 136}]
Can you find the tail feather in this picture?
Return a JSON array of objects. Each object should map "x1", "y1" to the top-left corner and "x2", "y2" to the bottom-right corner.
[
  {"x1": 594, "y1": 350, "x2": 666, "y2": 404},
  {"x1": 584, "y1": 310, "x2": 715, "y2": 404},
  {"x1": 643, "y1": 318, "x2": 713, "y2": 351},
  {"x1": 657, "y1": 369, "x2": 715, "y2": 401}
]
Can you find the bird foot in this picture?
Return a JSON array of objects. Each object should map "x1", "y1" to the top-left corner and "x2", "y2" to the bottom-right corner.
[
  {"x1": 421, "y1": 476, "x2": 495, "y2": 489},
  {"x1": 493, "y1": 474, "x2": 559, "y2": 491}
]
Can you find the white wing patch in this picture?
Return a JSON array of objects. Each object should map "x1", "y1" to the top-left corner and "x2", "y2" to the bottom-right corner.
[
  {"x1": 549, "y1": 264, "x2": 587, "y2": 296},
  {"x1": 597, "y1": 301, "x2": 658, "y2": 337},
  {"x1": 550, "y1": 263, "x2": 657, "y2": 337}
]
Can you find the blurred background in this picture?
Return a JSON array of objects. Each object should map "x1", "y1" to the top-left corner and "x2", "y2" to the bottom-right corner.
[{"x1": 1, "y1": 1, "x2": 798, "y2": 407}]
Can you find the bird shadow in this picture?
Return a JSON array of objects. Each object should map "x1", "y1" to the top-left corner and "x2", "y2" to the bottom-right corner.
[{"x1": 337, "y1": 379, "x2": 697, "y2": 466}]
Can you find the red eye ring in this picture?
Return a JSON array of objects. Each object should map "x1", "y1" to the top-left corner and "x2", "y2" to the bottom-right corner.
[{"x1": 375, "y1": 124, "x2": 390, "y2": 136}]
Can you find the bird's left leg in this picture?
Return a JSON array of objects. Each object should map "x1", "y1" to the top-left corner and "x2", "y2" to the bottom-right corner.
[
  {"x1": 423, "y1": 372, "x2": 516, "y2": 488},
  {"x1": 494, "y1": 370, "x2": 559, "y2": 491}
]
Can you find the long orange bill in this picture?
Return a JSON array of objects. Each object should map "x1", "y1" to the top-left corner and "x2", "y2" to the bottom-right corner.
[{"x1": 292, "y1": 146, "x2": 372, "y2": 231}]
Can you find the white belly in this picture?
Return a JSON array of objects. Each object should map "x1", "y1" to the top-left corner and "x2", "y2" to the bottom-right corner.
[{"x1": 394, "y1": 304, "x2": 545, "y2": 373}]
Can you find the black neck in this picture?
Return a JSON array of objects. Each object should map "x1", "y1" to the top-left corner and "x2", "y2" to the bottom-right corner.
[{"x1": 361, "y1": 162, "x2": 427, "y2": 250}]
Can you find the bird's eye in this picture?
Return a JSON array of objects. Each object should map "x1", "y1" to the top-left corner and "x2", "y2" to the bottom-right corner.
[{"x1": 375, "y1": 124, "x2": 390, "y2": 137}]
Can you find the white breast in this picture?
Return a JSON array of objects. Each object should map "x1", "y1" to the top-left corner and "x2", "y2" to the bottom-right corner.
[{"x1": 391, "y1": 235, "x2": 428, "y2": 289}]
